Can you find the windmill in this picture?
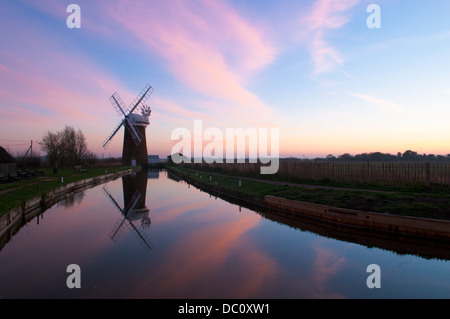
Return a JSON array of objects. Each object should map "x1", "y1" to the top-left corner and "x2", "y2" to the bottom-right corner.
[
  {"x1": 102, "y1": 185, "x2": 152, "y2": 251},
  {"x1": 102, "y1": 84, "x2": 153, "y2": 166}
]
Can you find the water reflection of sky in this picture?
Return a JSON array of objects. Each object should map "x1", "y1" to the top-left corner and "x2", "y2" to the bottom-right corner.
[{"x1": 0, "y1": 170, "x2": 449, "y2": 299}]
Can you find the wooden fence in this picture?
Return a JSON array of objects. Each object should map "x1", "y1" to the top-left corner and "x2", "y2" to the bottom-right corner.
[{"x1": 182, "y1": 161, "x2": 450, "y2": 187}]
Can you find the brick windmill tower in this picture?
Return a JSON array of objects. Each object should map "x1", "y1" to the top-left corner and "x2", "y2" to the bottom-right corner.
[{"x1": 102, "y1": 84, "x2": 153, "y2": 166}]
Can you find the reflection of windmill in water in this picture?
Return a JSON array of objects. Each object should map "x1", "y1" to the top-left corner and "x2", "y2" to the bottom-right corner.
[
  {"x1": 102, "y1": 171, "x2": 152, "y2": 251},
  {"x1": 102, "y1": 84, "x2": 153, "y2": 166}
]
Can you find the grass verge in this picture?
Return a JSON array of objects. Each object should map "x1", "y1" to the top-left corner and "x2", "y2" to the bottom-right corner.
[
  {"x1": 0, "y1": 166, "x2": 132, "y2": 216},
  {"x1": 169, "y1": 166, "x2": 450, "y2": 221}
]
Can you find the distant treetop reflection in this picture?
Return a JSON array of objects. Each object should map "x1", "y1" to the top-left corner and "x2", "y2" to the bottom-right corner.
[{"x1": 56, "y1": 191, "x2": 86, "y2": 209}]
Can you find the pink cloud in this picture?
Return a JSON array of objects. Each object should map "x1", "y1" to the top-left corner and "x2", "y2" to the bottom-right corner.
[
  {"x1": 0, "y1": 44, "x2": 127, "y2": 155},
  {"x1": 23, "y1": 0, "x2": 281, "y2": 127},
  {"x1": 127, "y1": 211, "x2": 277, "y2": 298},
  {"x1": 152, "y1": 97, "x2": 214, "y2": 122},
  {"x1": 0, "y1": 64, "x2": 94, "y2": 121},
  {"x1": 105, "y1": 0, "x2": 279, "y2": 126},
  {"x1": 1, "y1": 1, "x2": 283, "y2": 157},
  {"x1": 304, "y1": 0, "x2": 359, "y2": 31},
  {"x1": 301, "y1": 0, "x2": 360, "y2": 75},
  {"x1": 310, "y1": 245, "x2": 346, "y2": 298}
]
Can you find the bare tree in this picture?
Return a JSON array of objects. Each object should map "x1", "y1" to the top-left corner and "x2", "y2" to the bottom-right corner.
[
  {"x1": 39, "y1": 126, "x2": 91, "y2": 168},
  {"x1": 75, "y1": 128, "x2": 88, "y2": 163},
  {"x1": 39, "y1": 131, "x2": 62, "y2": 168}
]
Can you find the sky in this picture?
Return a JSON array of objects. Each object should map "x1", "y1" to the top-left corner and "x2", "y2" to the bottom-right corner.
[{"x1": 0, "y1": 0, "x2": 449, "y2": 159}]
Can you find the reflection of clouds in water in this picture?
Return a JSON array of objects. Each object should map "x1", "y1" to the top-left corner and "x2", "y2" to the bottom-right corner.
[
  {"x1": 56, "y1": 191, "x2": 86, "y2": 209},
  {"x1": 128, "y1": 212, "x2": 278, "y2": 298},
  {"x1": 310, "y1": 245, "x2": 347, "y2": 298},
  {"x1": 153, "y1": 198, "x2": 212, "y2": 224}
]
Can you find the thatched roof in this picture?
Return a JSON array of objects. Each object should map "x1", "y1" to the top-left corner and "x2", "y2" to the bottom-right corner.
[{"x1": 0, "y1": 146, "x2": 16, "y2": 163}]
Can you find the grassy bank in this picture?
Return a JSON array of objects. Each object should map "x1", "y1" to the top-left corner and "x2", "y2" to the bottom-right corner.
[
  {"x1": 0, "y1": 166, "x2": 133, "y2": 216},
  {"x1": 181, "y1": 162, "x2": 450, "y2": 192},
  {"x1": 180, "y1": 164, "x2": 450, "y2": 193},
  {"x1": 168, "y1": 166, "x2": 450, "y2": 221}
]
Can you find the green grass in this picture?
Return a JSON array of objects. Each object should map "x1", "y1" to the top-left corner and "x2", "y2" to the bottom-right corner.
[
  {"x1": 0, "y1": 166, "x2": 133, "y2": 216},
  {"x1": 182, "y1": 165, "x2": 450, "y2": 194},
  {"x1": 169, "y1": 166, "x2": 450, "y2": 221}
]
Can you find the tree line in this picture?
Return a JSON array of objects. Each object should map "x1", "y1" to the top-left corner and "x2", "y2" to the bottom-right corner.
[{"x1": 312, "y1": 150, "x2": 450, "y2": 163}]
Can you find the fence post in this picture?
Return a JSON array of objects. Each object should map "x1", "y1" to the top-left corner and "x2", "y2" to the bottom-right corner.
[{"x1": 426, "y1": 162, "x2": 431, "y2": 186}]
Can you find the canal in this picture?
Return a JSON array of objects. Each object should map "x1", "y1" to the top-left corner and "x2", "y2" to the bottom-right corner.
[{"x1": 0, "y1": 169, "x2": 449, "y2": 299}]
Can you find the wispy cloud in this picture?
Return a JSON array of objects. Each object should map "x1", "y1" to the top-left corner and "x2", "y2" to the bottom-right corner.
[
  {"x1": 152, "y1": 97, "x2": 215, "y2": 123},
  {"x1": 310, "y1": 245, "x2": 346, "y2": 298},
  {"x1": 21, "y1": 0, "x2": 281, "y2": 128},
  {"x1": 350, "y1": 93, "x2": 404, "y2": 113},
  {"x1": 0, "y1": 0, "x2": 285, "y2": 158},
  {"x1": 106, "y1": 0, "x2": 279, "y2": 126},
  {"x1": 0, "y1": 7, "x2": 128, "y2": 153},
  {"x1": 300, "y1": 0, "x2": 360, "y2": 76}
]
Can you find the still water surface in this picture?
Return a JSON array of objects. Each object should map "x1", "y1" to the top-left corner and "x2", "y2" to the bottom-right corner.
[{"x1": 0, "y1": 170, "x2": 449, "y2": 298}]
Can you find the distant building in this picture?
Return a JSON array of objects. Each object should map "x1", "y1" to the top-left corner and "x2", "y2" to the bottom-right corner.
[
  {"x1": 148, "y1": 155, "x2": 160, "y2": 164},
  {"x1": 0, "y1": 146, "x2": 17, "y2": 179}
]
